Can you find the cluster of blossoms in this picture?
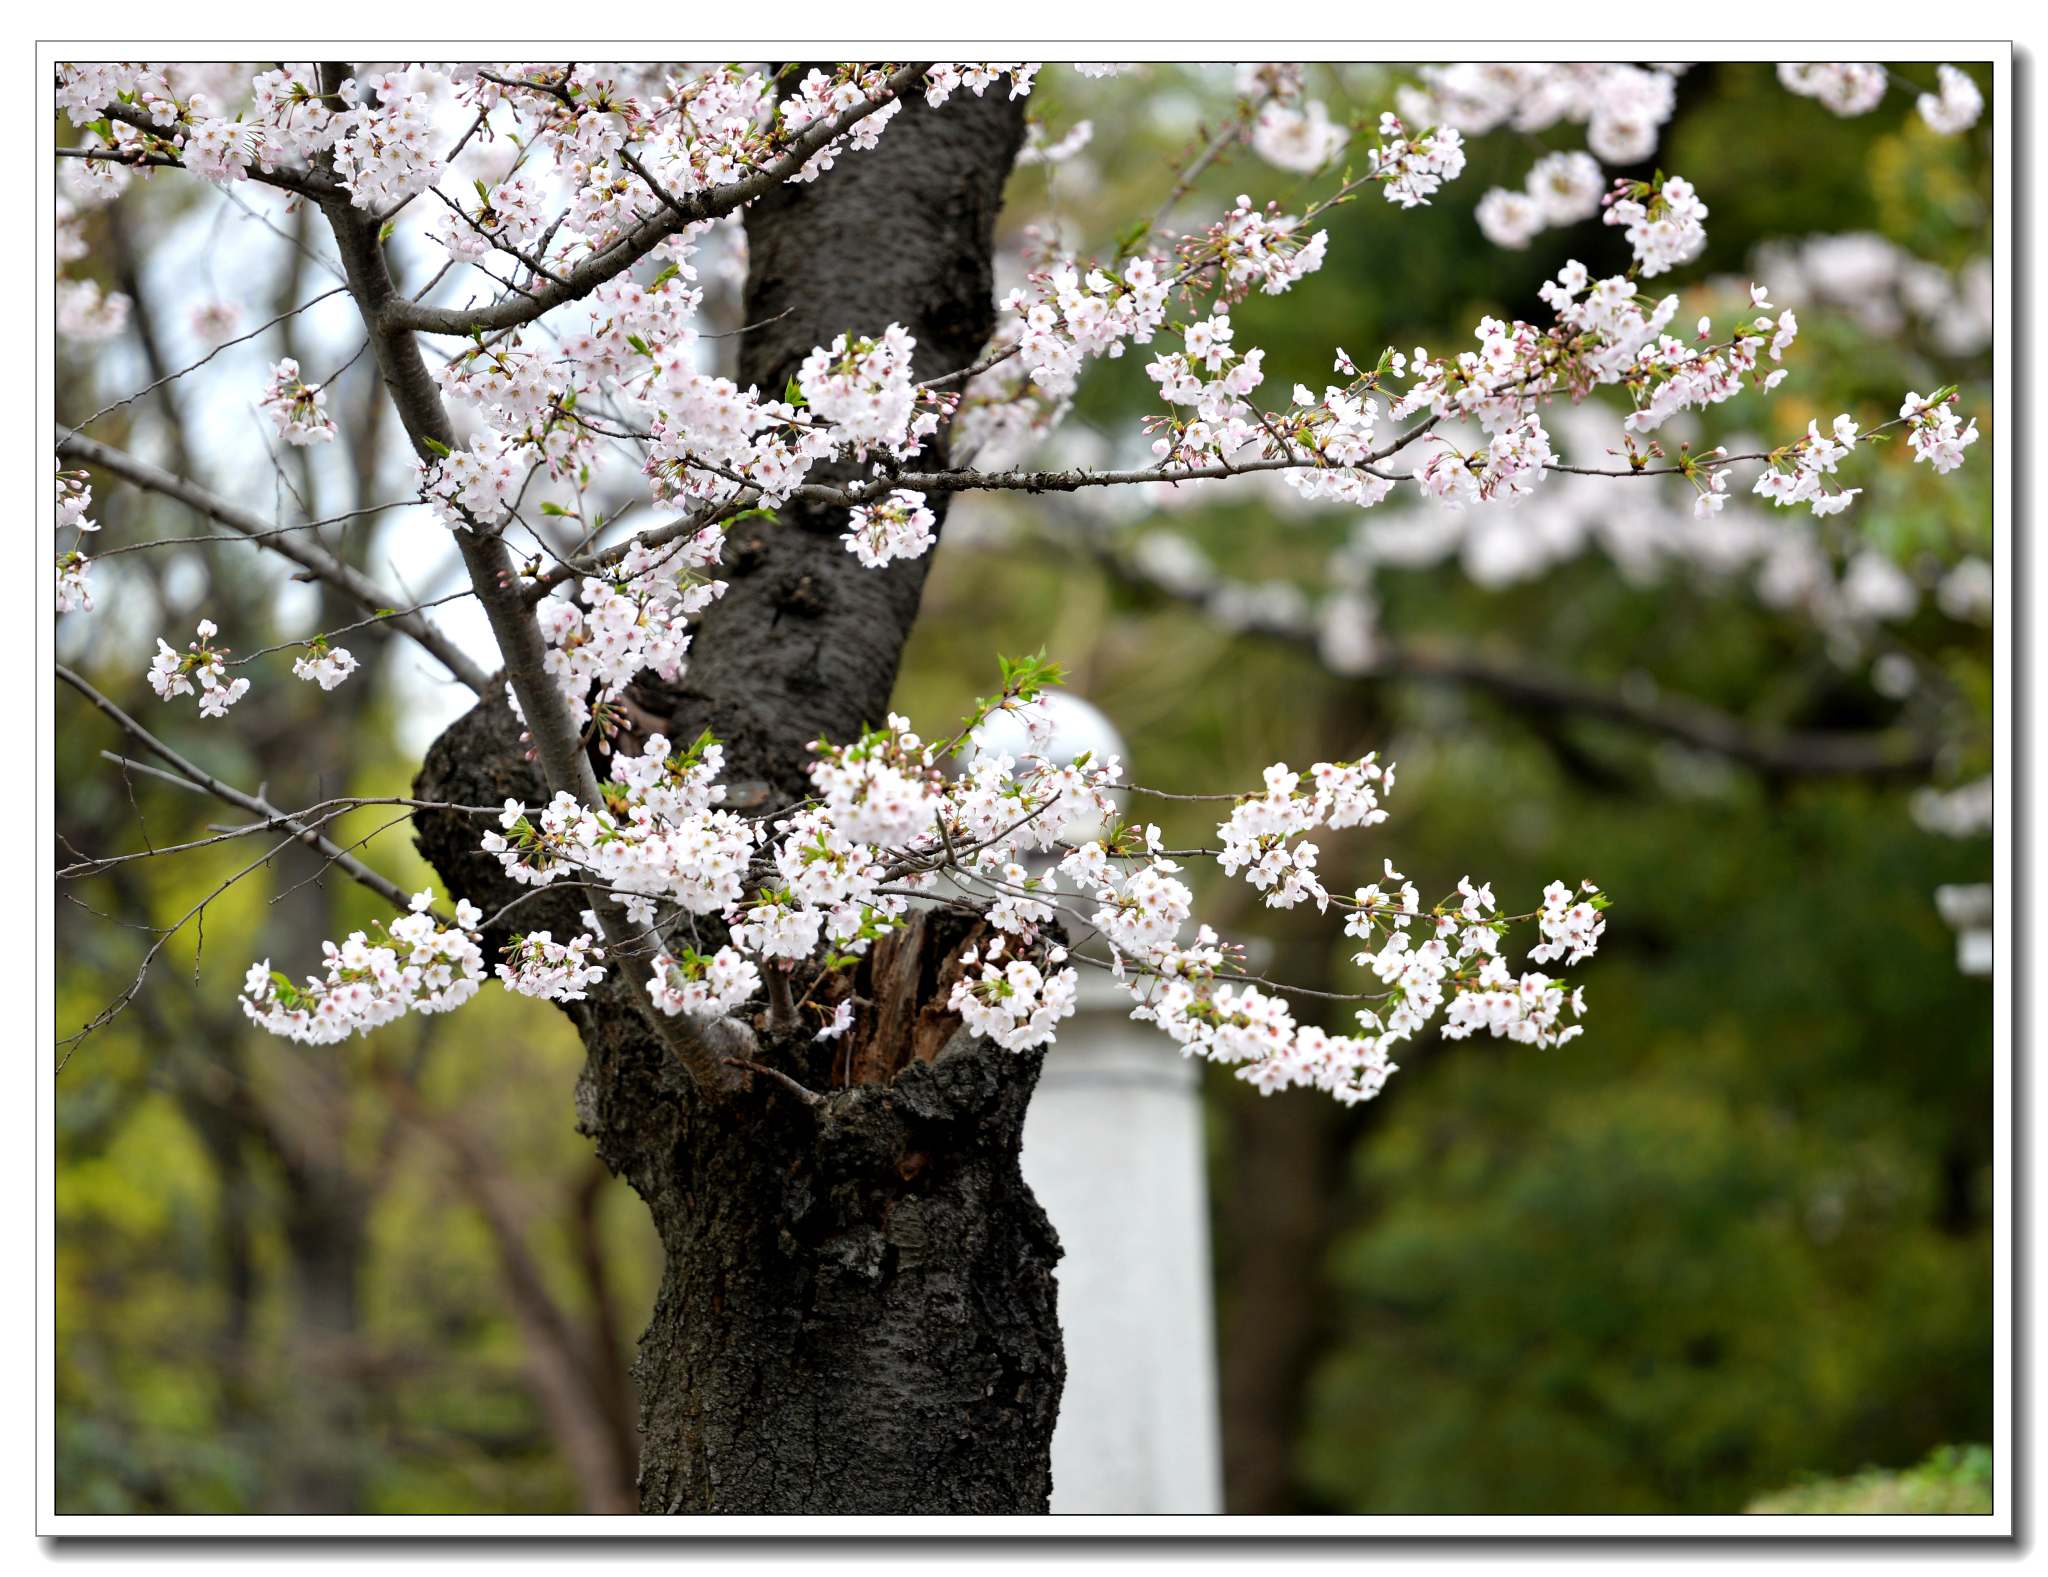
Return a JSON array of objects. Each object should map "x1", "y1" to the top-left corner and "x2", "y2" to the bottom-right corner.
[
  {"x1": 1074, "y1": 754, "x2": 1603, "y2": 1101},
  {"x1": 991, "y1": 191, "x2": 1336, "y2": 479},
  {"x1": 950, "y1": 935, "x2": 1079, "y2": 1050},
  {"x1": 158, "y1": 65, "x2": 450, "y2": 206},
  {"x1": 53, "y1": 61, "x2": 1982, "y2": 1105},
  {"x1": 56, "y1": 465, "x2": 97, "y2": 614},
  {"x1": 647, "y1": 945, "x2": 761, "y2": 1017},
  {"x1": 1398, "y1": 62, "x2": 1679, "y2": 166},
  {"x1": 1270, "y1": 368, "x2": 1395, "y2": 509},
  {"x1": 480, "y1": 731, "x2": 756, "y2": 927},
  {"x1": 1362, "y1": 113, "x2": 1468, "y2": 207},
  {"x1": 146, "y1": 619, "x2": 251, "y2": 717},
  {"x1": 1475, "y1": 150, "x2": 1605, "y2": 249},
  {"x1": 56, "y1": 552, "x2": 93, "y2": 614},
  {"x1": 1601, "y1": 174, "x2": 1709, "y2": 278},
  {"x1": 1901, "y1": 390, "x2": 1981, "y2": 473},
  {"x1": 1528, "y1": 880, "x2": 1608, "y2": 965},
  {"x1": 1002, "y1": 253, "x2": 1174, "y2": 396},
  {"x1": 497, "y1": 929, "x2": 607, "y2": 1001},
  {"x1": 1777, "y1": 60, "x2": 1984, "y2": 136},
  {"x1": 525, "y1": 528, "x2": 728, "y2": 734},
  {"x1": 1752, "y1": 414, "x2": 1869, "y2": 516},
  {"x1": 1349, "y1": 262, "x2": 1807, "y2": 526},
  {"x1": 54, "y1": 196, "x2": 130, "y2": 342},
  {"x1": 260, "y1": 358, "x2": 337, "y2": 445},
  {"x1": 1241, "y1": 66, "x2": 1350, "y2": 174},
  {"x1": 842, "y1": 489, "x2": 938, "y2": 569},
  {"x1": 425, "y1": 230, "x2": 957, "y2": 533},
  {"x1": 1918, "y1": 64, "x2": 1987, "y2": 136},
  {"x1": 1416, "y1": 412, "x2": 1558, "y2": 510},
  {"x1": 1553, "y1": 271, "x2": 1791, "y2": 431},
  {"x1": 247, "y1": 666, "x2": 1597, "y2": 1108},
  {"x1": 1748, "y1": 389, "x2": 1976, "y2": 518},
  {"x1": 290, "y1": 637, "x2": 359, "y2": 690},
  {"x1": 921, "y1": 63, "x2": 1040, "y2": 107},
  {"x1": 55, "y1": 58, "x2": 1038, "y2": 558},
  {"x1": 1777, "y1": 62, "x2": 1890, "y2": 117},
  {"x1": 239, "y1": 891, "x2": 486, "y2": 1043},
  {"x1": 60, "y1": 63, "x2": 451, "y2": 208}
]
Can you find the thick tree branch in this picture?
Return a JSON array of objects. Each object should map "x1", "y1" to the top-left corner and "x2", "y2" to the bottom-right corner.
[
  {"x1": 54, "y1": 428, "x2": 491, "y2": 695},
  {"x1": 1376, "y1": 644, "x2": 1938, "y2": 777},
  {"x1": 309, "y1": 77, "x2": 747, "y2": 1096},
  {"x1": 379, "y1": 65, "x2": 930, "y2": 338}
]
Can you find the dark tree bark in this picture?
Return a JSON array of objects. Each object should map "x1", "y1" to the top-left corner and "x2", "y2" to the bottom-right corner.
[{"x1": 415, "y1": 83, "x2": 1066, "y2": 1515}]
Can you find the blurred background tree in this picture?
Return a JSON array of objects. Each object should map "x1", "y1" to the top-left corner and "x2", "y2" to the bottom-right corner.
[{"x1": 54, "y1": 60, "x2": 1993, "y2": 1514}]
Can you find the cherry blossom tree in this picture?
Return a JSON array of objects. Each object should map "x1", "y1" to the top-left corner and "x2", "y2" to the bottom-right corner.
[{"x1": 52, "y1": 59, "x2": 1984, "y2": 1514}]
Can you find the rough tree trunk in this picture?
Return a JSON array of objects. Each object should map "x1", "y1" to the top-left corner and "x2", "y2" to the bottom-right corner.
[{"x1": 415, "y1": 82, "x2": 1066, "y2": 1515}]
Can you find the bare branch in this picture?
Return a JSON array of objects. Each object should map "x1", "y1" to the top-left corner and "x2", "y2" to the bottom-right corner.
[
  {"x1": 68, "y1": 287, "x2": 352, "y2": 432},
  {"x1": 55, "y1": 664, "x2": 435, "y2": 916},
  {"x1": 1377, "y1": 643, "x2": 1938, "y2": 777},
  {"x1": 1090, "y1": 534, "x2": 1937, "y2": 778},
  {"x1": 55, "y1": 428, "x2": 492, "y2": 695}
]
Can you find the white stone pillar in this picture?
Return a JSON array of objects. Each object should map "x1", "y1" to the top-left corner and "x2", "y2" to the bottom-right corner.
[
  {"x1": 972, "y1": 691, "x2": 1224, "y2": 1514},
  {"x1": 1021, "y1": 969, "x2": 1225, "y2": 1514}
]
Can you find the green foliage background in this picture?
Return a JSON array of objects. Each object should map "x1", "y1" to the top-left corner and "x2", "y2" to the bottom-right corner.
[{"x1": 54, "y1": 61, "x2": 1994, "y2": 1515}]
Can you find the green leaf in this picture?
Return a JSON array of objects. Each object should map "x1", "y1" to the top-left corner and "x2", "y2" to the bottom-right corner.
[
  {"x1": 421, "y1": 436, "x2": 451, "y2": 458},
  {"x1": 539, "y1": 502, "x2": 570, "y2": 517}
]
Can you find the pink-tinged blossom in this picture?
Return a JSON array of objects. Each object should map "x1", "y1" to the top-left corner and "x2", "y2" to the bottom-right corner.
[
  {"x1": 189, "y1": 298, "x2": 244, "y2": 343},
  {"x1": 497, "y1": 930, "x2": 607, "y2": 1001},
  {"x1": 56, "y1": 278, "x2": 130, "y2": 341},
  {"x1": 57, "y1": 466, "x2": 96, "y2": 534},
  {"x1": 647, "y1": 946, "x2": 760, "y2": 1017},
  {"x1": 814, "y1": 1000, "x2": 856, "y2": 1042},
  {"x1": 1901, "y1": 392, "x2": 1980, "y2": 473},
  {"x1": 260, "y1": 358, "x2": 337, "y2": 445},
  {"x1": 841, "y1": 489, "x2": 937, "y2": 568}
]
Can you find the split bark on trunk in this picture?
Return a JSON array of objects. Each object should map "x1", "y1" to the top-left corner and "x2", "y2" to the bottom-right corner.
[{"x1": 414, "y1": 82, "x2": 1067, "y2": 1515}]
